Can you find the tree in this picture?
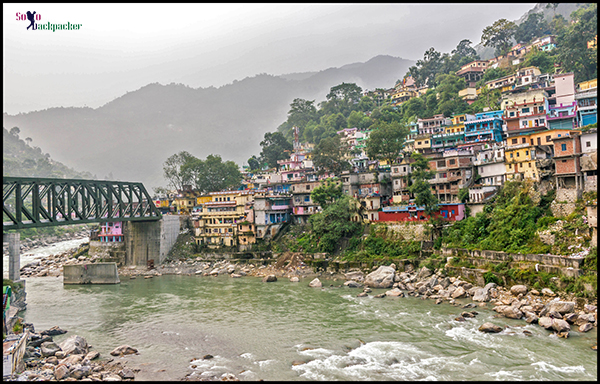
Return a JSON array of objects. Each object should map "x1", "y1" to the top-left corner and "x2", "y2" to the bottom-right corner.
[
  {"x1": 287, "y1": 98, "x2": 317, "y2": 134},
  {"x1": 326, "y1": 83, "x2": 363, "y2": 104},
  {"x1": 194, "y1": 154, "x2": 242, "y2": 193},
  {"x1": 163, "y1": 151, "x2": 194, "y2": 190},
  {"x1": 546, "y1": 3, "x2": 560, "y2": 18},
  {"x1": 312, "y1": 134, "x2": 351, "y2": 175},
  {"x1": 481, "y1": 19, "x2": 517, "y2": 56},
  {"x1": 434, "y1": 73, "x2": 468, "y2": 117},
  {"x1": 408, "y1": 152, "x2": 438, "y2": 216},
  {"x1": 409, "y1": 47, "x2": 443, "y2": 87},
  {"x1": 514, "y1": 13, "x2": 549, "y2": 44},
  {"x1": 308, "y1": 195, "x2": 363, "y2": 253},
  {"x1": 452, "y1": 39, "x2": 478, "y2": 61},
  {"x1": 25, "y1": 137, "x2": 32, "y2": 146},
  {"x1": 259, "y1": 132, "x2": 293, "y2": 170},
  {"x1": 311, "y1": 178, "x2": 343, "y2": 208},
  {"x1": 480, "y1": 67, "x2": 509, "y2": 85},
  {"x1": 523, "y1": 49, "x2": 556, "y2": 75},
  {"x1": 366, "y1": 121, "x2": 409, "y2": 165},
  {"x1": 247, "y1": 155, "x2": 261, "y2": 171},
  {"x1": 555, "y1": 3, "x2": 597, "y2": 83},
  {"x1": 9, "y1": 127, "x2": 20, "y2": 138}
]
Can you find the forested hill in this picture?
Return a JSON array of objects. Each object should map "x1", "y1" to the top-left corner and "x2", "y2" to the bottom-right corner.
[
  {"x1": 3, "y1": 127, "x2": 95, "y2": 180},
  {"x1": 2, "y1": 55, "x2": 414, "y2": 190}
]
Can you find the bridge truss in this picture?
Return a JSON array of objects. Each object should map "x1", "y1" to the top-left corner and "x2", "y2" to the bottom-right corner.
[{"x1": 3, "y1": 177, "x2": 161, "y2": 230}]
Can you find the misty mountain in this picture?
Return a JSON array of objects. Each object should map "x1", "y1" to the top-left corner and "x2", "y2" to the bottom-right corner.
[{"x1": 2, "y1": 55, "x2": 414, "y2": 191}]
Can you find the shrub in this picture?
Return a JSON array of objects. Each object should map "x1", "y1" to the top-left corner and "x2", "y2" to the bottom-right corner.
[{"x1": 483, "y1": 270, "x2": 502, "y2": 285}]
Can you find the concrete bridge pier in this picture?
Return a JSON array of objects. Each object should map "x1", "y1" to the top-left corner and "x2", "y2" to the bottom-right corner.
[
  {"x1": 123, "y1": 215, "x2": 182, "y2": 266},
  {"x1": 4, "y1": 232, "x2": 21, "y2": 281}
]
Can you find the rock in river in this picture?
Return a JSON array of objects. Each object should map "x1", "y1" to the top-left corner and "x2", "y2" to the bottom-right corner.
[
  {"x1": 41, "y1": 326, "x2": 68, "y2": 336},
  {"x1": 262, "y1": 275, "x2": 277, "y2": 282},
  {"x1": 364, "y1": 266, "x2": 396, "y2": 288},
  {"x1": 479, "y1": 322, "x2": 503, "y2": 333},
  {"x1": 59, "y1": 335, "x2": 88, "y2": 357},
  {"x1": 309, "y1": 278, "x2": 322, "y2": 288},
  {"x1": 110, "y1": 345, "x2": 138, "y2": 356},
  {"x1": 510, "y1": 285, "x2": 528, "y2": 296}
]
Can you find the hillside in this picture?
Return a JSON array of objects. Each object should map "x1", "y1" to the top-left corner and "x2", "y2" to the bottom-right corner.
[
  {"x1": 3, "y1": 127, "x2": 95, "y2": 180},
  {"x1": 2, "y1": 55, "x2": 414, "y2": 190}
]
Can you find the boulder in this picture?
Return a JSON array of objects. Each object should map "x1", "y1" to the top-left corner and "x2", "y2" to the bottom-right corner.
[
  {"x1": 529, "y1": 289, "x2": 540, "y2": 296},
  {"x1": 479, "y1": 322, "x2": 503, "y2": 333},
  {"x1": 416, "y1": 266, "x2": 433, "y2": 281},
  {"x1": 85, "y1": 351, "x2": 100, "y2": 360},
  {"x1": 472, "y1": 288, "x2": 489, "y2": 302},
  {"x1": 564, "y1": 313, "x2": 578, "y2": 324},
  {"x1": 41, "y1": 326, "x2": 67, "y2": 336},
  {"x1": 289, "y1": 277, "x2": 299, "y2": 283},
  {"x1": 385, "y1": 288, "x2": 403, "y2": 297},
  {"x1": 364, "y1": 266, "x2": 396, "y2": 288},
  {"x1": 110, "y1": 345, "x2": 138, "y2": 356},
  {"x1": 60, "y1": 354, "x2": 82, "y2": 366},
  {"x1": 343, "y1": 280, "x2": 362, "y2": 288},
  {"x1": 538, "y1": 316, "x2": 554, "y2": 330},
  {"x1": 40, "y1": 341, "x2": 62, "y2": 357},
  {"x1": 46, "y1": 356, "x2": 59, "y2": 365},
  {"x1": 584, "y1": 304, "x2": 597, "y2": 313},
  {"x1": 575, "y1": 314, "x2": 596, "y2": 325},
  {"x1": 27, "y1": 334, "x2": 53, "y2": 348},
  {"x1": 525, "y1": 314, "x2": 539, "y2": 324},
  {"x1": 308, "y1": 278, "x2": 322, "y2": 288},
  {"x1": 451, "y1": 286, "x2": 466, "y2": 299},
  {"x1": 103, "y1": 373, "x2": 123, "y2": 381},
  {"x1": 357, "y1": 292, "x2": 368, "y2": 297},
  {"x1": 344, "y1": 271, "x2": 365, "y2": 282},
  {"x1": 541, "y1": 288, "x2": 556, "y2": 297},
  {"x1": 118, "y1": 368, "x2": 135, "y2": 379},
  {"x1": 54, "y1": 365, "x2": 70, "y2": 380},
  {"x1": 59, "y1": 335, "x2": 88, "y2": 357},
  {"x1": 71, "y1": 365, "x2": 91, "y2": 379},
  {"x1": 439, "y1": 277, "x2": 451, "y2": 289},
  {"x1": 230, "y1": 273, "x2": 242, "y2": 278},
  {"x1": 510, "y1": 285, "x2": 528, "y2": 296},
  {"x1": 579, "y1": 323, "x2": 593, "y2": 333},
  {"x1": 373, "y1": 293, "x2": 386, "y2": 298},
  {"x1": 551, "y1": 319, "x2": 571, "y2": 333},
  {"x1": 502, "y1": 306, "x2": 524, "y2": 319},
  {"x1": 262, "y1": 275, "x2": 277, "y2": 282},
  {"x1": 547, "y1": 301, "x2": 575, "y2": 315}
]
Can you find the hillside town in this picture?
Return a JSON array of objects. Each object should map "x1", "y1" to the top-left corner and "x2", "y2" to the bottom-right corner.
[{"x1": 147, "y1": 32, "x2": 597, "y2": 252}]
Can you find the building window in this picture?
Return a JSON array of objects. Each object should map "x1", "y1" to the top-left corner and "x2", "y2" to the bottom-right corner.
[
  {"x1": 510, "y1": 153, "x2": 513, "y2": 158},
  {"x1": 525, "y1": 150, "x2": 529, "y2": 156},
  {"x1": 522, "y1": 137, "x2": 526, "y2": 143},
  {"x1": 586, "y1": 141, "x2": 591, "y2": 147},
  {"x1": 522, "y1": 107, "x2": 530, "y2": 113},
  {"x1": 512, "y1": 138, "x2": 518, "y2": 144},
  {"x1": 546, "y1": 135, "x2": 551, "y2": 142},
  {"x1": 517, "y1": 152, "x2": 520, "y2": 157},
  {"x1": 561, "y1": 144, "x2": 567, "y2": 151},
  {"x1": 528, "y1": 163, "x2": 531, "y2": 168}
]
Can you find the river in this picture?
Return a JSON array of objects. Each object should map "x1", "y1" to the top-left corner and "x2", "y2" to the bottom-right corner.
[{"x1": 11, "y1": 239, "x2": 599, "y2": 381}]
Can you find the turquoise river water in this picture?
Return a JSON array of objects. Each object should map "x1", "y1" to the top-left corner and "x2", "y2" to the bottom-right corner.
[{"x1": 21, "y1": 273, "x2": 597, "y2": 381}]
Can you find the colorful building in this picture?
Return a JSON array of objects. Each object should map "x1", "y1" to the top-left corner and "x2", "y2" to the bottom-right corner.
[{"x1": 464, "y1": 110, "x2": 504, "y2": 145}]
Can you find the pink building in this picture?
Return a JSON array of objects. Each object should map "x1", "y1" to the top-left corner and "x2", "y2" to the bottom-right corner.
[{"x1": 99, "y1": 222, "x2": 123, "y2": 242}]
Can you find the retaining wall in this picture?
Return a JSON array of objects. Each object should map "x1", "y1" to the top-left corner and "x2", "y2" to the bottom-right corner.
[{"x1": 63, "y1": 262, "x2": 120, "y2": 284}]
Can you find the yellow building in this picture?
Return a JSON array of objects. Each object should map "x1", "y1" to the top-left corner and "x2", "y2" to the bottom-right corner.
[
  {"x1": 578, "y1": 78, "x2": 597, "y2": 91},
  {"x1": 195, "y1": 190, "x2": 256, "y2": 248},
  {"x1": 505, "y1": 144, "x2": 538, "y2": 181},
  {"x1": 414, "y1": 134, "x2": 431, "y2": 152}
]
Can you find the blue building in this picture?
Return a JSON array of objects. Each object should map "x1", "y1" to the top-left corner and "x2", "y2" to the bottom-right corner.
[{"x1": 464, "y1": 110, "x2": 504, "y2": 145}]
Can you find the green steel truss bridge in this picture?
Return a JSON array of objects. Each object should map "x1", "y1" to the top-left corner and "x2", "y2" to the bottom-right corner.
[{"x1": 3, "y1": 177, "x2": 161, "y2": 230}]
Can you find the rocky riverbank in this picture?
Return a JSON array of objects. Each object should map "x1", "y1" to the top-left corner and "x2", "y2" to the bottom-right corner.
[
  {"x1": 3, "y1": 228, "x2": 89, "y2": 256},
  {"x1": 5, "y1": 323, "x2": 139, "y2": 381}
]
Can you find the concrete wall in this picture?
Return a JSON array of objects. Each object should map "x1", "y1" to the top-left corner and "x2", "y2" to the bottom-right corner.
[
  {"x1": 385, "y1": 222, "x2": 429, "y2": 241},
  {"x1": 63, "y1": 263, "x2": 120, "y2": 284},
  {"x1": 159, "y1": 215, "x2": 183, "y2": 264},
  {"x1": 440, "y1": 248, "x2": 583, "y2": 268},
  {"x1": 123, "y1": 220, "x2": 161, "y2": 266},
  {"x1": 88, "y1": 241, "x2": 126, "y2": 264}
]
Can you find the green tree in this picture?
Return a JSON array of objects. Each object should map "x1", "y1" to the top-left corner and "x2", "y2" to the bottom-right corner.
[
  {"x1": 259, "y1": 132, "x2": 293, "y2": 170},
  {"x1": 308, "y1": 195, "x2": 363, "y2": 253},
  {"x1": 311, "y1": 178, "x2": 343, "y2": 208},
  {"x1": 247, "y1": 155, "x2": 261, "y2": 171},
  {"x1": 312, "y1": 134, "x2": 351, "y2": 175},
  {"x1": 9, "y1": 127, "x2": 20, "y2": 138},
  {"x1": 326, "y1": 82, "x2": 363, "y2": 104},
  {"x1": 287, "y1": 98, "x2": 317, "y2": 134},
  {"x1": 546, "y1": 3, "x2": 560, "y2": 18},
  {"x1": 163, "y1": 151, "x2": 194, "y2": 190},
  {"x1": 514, "y1": 12, "x2": 550, "y2": 44},
  {"x1": 480, "y1": 67, "x2": 509, "y2": 85},
  {"x1": 481, "y1": 18, "x2": 517, "y2": 56},
  {"x1": 523, "y1": 49, "x2": 556, "y2": 75},
  {"x1": 451, "y1": 39, "x2": 479, "y2": 67},
  {"x1": 365, "y1": 121, "x2": 409, "y2": 165},
  {"x1": 408, "y1": 152, "x2": 438, "y2": 216},
  {"x1": 555, "y1": 3, "x2": 597, "y2": 83},
  {"x1": 409, "y1": 47, "x2": 443, "y2": 87},
  {"x1": 434, "y1": 73, "x2": 468, "y2": 117},
  {"x1": 194, "y1": 154, "x2": 242, "y2": 193}
]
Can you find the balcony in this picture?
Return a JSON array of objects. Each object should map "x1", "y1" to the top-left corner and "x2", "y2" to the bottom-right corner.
[{"x1": 547, "y1": 112, "x2": 576, "y2": 121}]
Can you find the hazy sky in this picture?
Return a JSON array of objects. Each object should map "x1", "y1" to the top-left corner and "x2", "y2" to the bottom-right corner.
[{"x1": 4, "y1": 3, "x2": 536, "y2": 115}]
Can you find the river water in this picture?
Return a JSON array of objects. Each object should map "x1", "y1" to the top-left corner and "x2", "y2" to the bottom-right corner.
[{"x1": 11, "y1": 239, "x2": 599, "y2": 381}]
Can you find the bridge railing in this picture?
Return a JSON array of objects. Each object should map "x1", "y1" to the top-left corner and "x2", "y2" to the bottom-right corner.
[{"x1": 3, "y1": 177, "x2": 161, "y2": 230}]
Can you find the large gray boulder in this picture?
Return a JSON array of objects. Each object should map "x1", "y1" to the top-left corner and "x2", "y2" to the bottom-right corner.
[
  {"x1": 40, "y1": 341, "x2": 62, "y2": 357},
  {"x1": 309, "y1": 278, "x2": 322, "y2": 288},
  {"x1": 344, "y1": 271, "x2": 365, "y2": 282},
  {"x1": 551, "y1": 319, "x2": 571, "y2": 333},
  {"x1": 547, "y1": 301, "x2": 575, "y2": 315},
  {"x1": 416, "y1": 266, "x2": 433, "y2": 281},
  {"x1": 579, "y1": 323, "x2": 593, "y2": 332},
  {"x1": 479, "y1": 322, "x2": 503, "y2": 333},
  {"x1": 364, "y1": 266, "x2": 396, "y2": 288},
  {"x1": 262, "y1": 275, "x2": 277, "y2": 282},
  {"x1": 538, "y1": 316, "x2": 554, "y2": 330},
  {"x1": 451, "y1": 286, "x2": 466, "y2": 299},
  {"x1": 502, "y1": 306, "x2": 524, "y2": 319},
  {"x1": 472, "y1": 288, "x2": 489, "y2": 302},
  {"x1": 385, "y1": 288, "x2": 403, "y2": 297},
  {"x1": 343, "y1": 280, "x2": 362, "y2": 288},
  {"x1": 58, "y1": 335, "x2": 88, "y2": 357},
  {"x1": 510, "y1": 285, "x2": 528, "y2": 296},
  {"x1": 110, "y1": 345, "x2": 138, "y2": 356}
]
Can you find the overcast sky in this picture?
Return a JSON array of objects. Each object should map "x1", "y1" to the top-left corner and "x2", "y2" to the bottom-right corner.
[{"x1": 3, "y1": 3, "x2": 536, "y2": 115}]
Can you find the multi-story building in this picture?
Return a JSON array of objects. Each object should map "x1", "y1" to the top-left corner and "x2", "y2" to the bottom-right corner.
[
  {"x1": 579, "y1": 128, "x2": 598, "y2": 192},
  {"x1": 552, "y1": 132, "x2": 583, "y2": 191},
  {"x1": 431, "y1": 113, "x2": 472, "y2": 150},
  {"x1": 464, "y1": 110, "x2": 504, "y2": 145},
  {"x1": 417, "y1": 114, "x2": 451, "y2": 135},
  {"x1": 254, "y1": 194, "x2": 292, "y2": 240},
  {"x1": 513, "y1": 66, "x2": 542, "y2": 91},
  {"x1": 502, "y1": 89, "x2": 548, "y2": 137},
  {"x1": 290, "y1": 180, "x2": 322, "y2": 224},
  {"x1": 390, "y1": 157, "x2": 412, "y2": 204},
  {"x1": 485, "y1": 73, "x2": 517, "y2": 93},
  {"x1": 531, "y1": 35, "x2": 556, "y2": 52},
  {"x1": 473, "y1": 142, "x2": 506, "y2": 187},
  {"x1": 575, "y1": 78, "x2": 597, "y2": 127},
  {"x1": 194, "y1": 190, "x2": 255, "y2": 248},
  {"x1": 428, "y1": 149, "x2": 473, "y2": 203},
  {"x1": 456, "y1": 60, "x2": 488, "y2": 88},
  {"x1": 414, "y1": 133, "x2": 432, "y2": 154}
]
